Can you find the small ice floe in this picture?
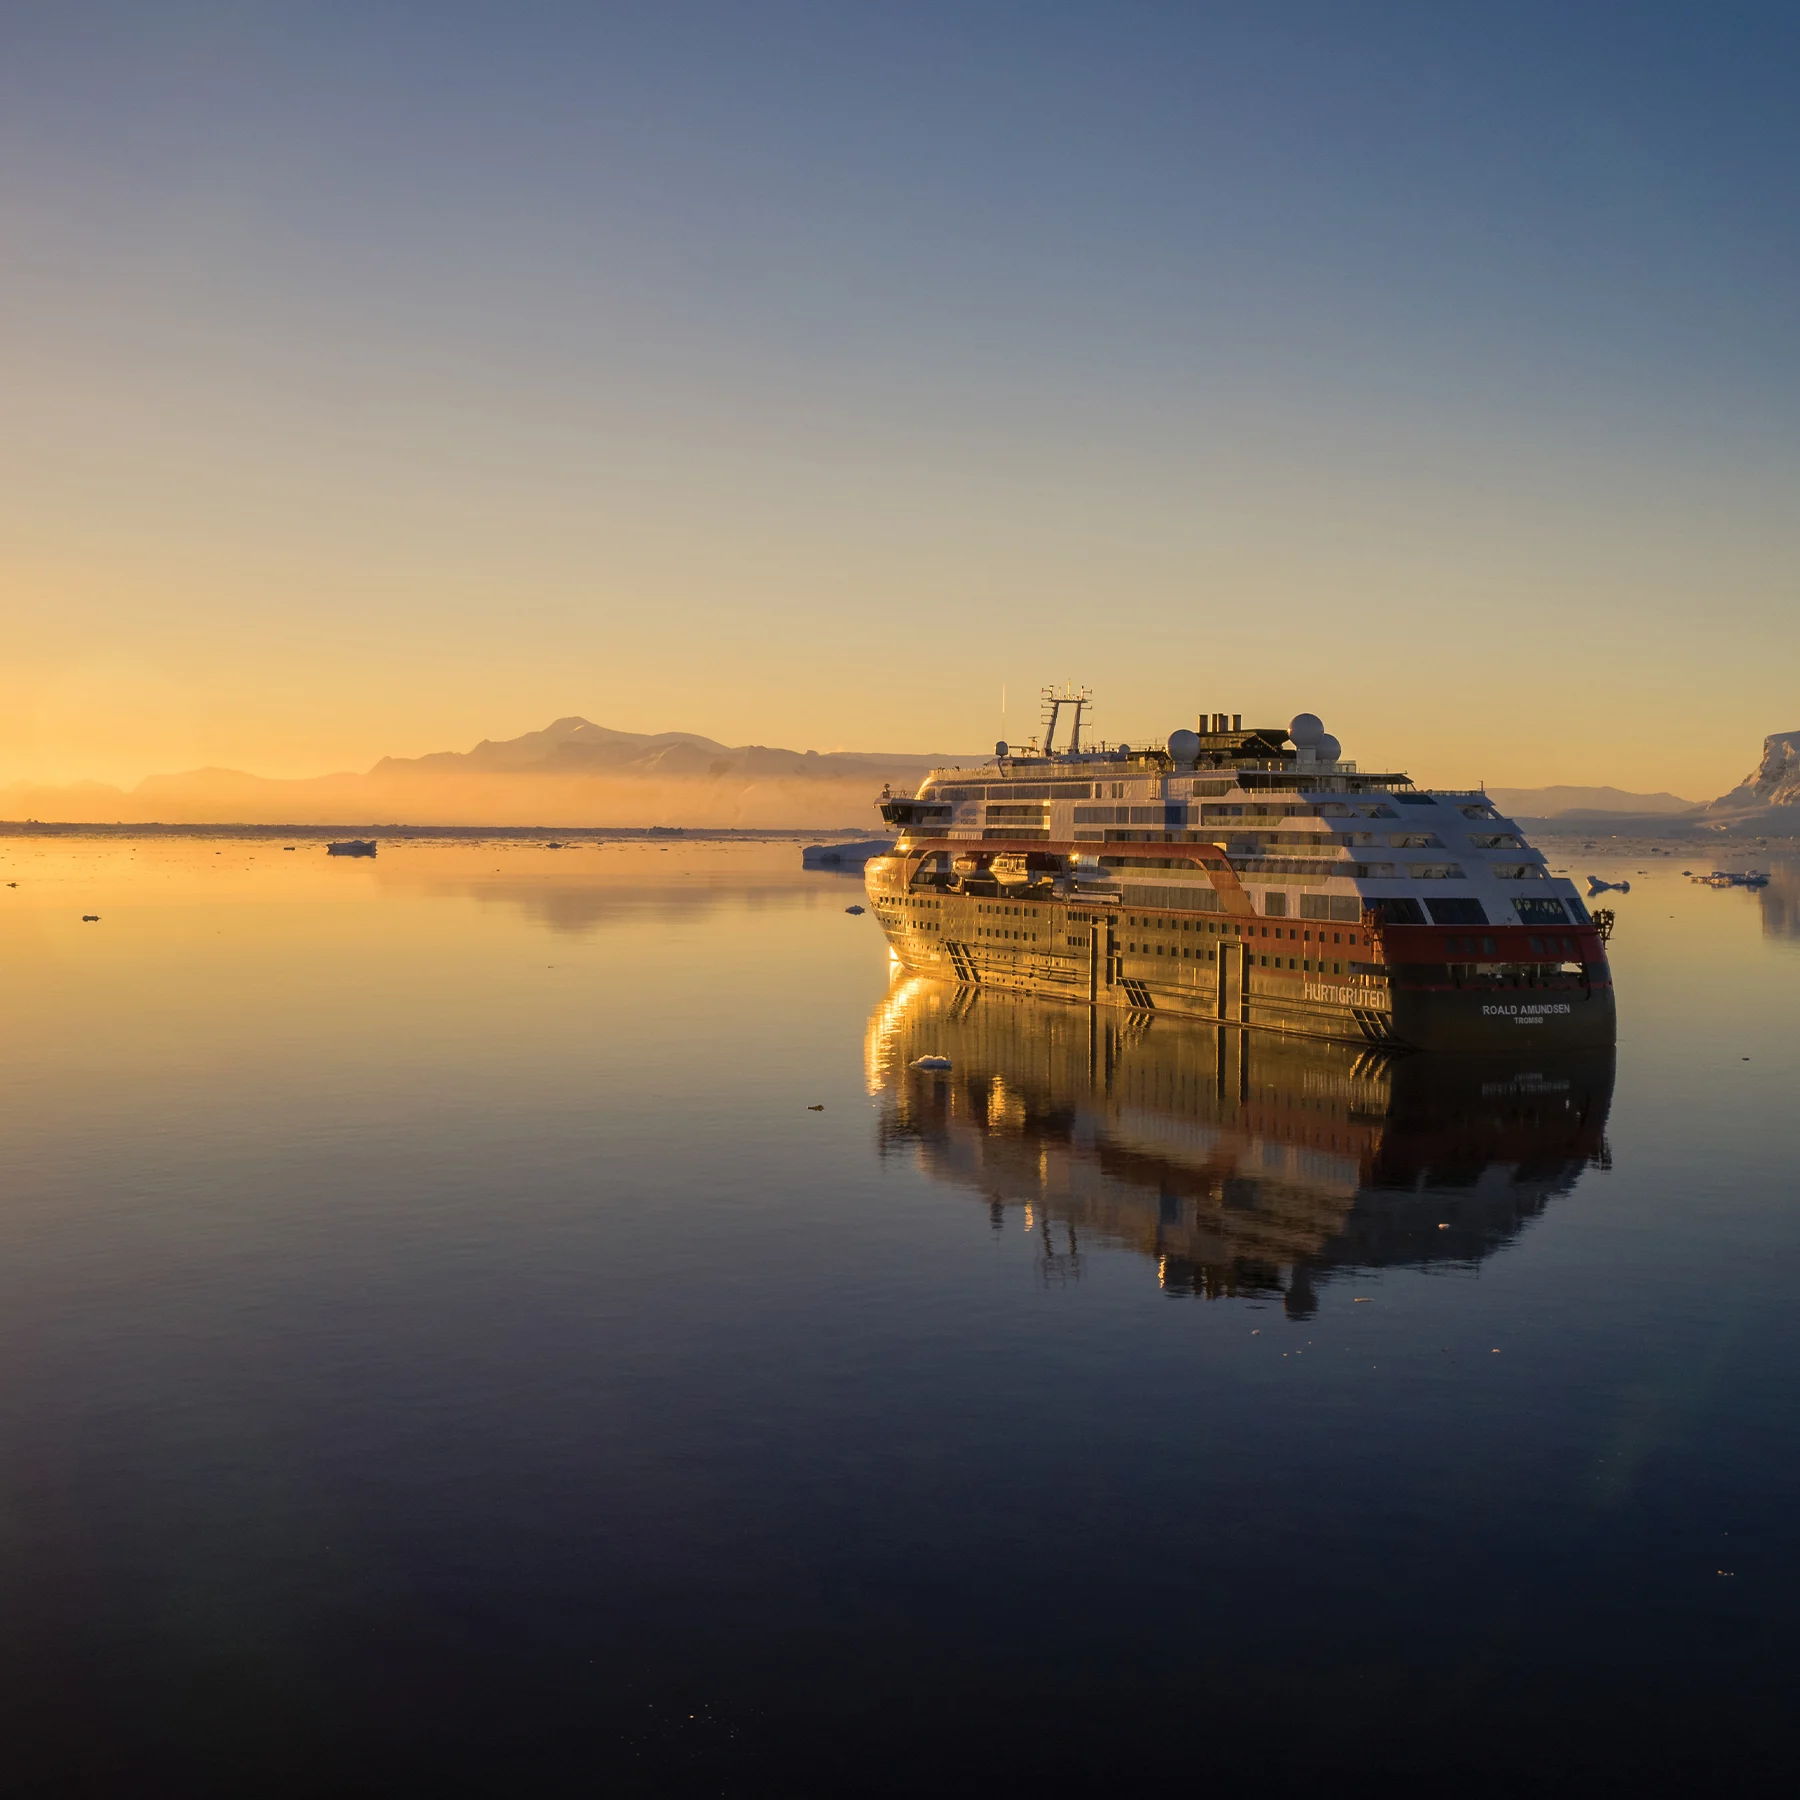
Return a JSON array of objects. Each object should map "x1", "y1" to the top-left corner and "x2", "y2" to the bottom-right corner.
[
  {"x1": 1586, "y1": 876, "x2": 1629, "y2": 895},
  {"x1": 81, "y1": 914, "x2": 100, "y2": 922},
  {"x1": 845, "y1": 904, "x2": 865, "y2": 914},
  {"x1": 910, "y1": 1055, "x2": 952, "y2": 1071}
]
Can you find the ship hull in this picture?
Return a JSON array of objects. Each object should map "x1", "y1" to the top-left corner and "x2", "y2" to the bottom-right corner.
[
  {"x1": 1383, "y1": 985, "x2": 1616, "y2": 1052},
  {"x1": 878, "y1": 949, "x2": 1615, "y2": 1051},
  {"x1": 864, "y1": 859, "x2": 1615, "y2": 1054}
]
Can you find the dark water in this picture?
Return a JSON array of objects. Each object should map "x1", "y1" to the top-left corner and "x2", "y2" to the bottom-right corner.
[{"x1": 2, "y1": 837, "x2": 1796, "y2": 1795}]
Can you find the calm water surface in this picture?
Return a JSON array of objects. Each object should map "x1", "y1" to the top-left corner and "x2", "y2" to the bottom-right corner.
[{"x1": 1, "y1": 836, "x2": 1796, "y2": 1795}]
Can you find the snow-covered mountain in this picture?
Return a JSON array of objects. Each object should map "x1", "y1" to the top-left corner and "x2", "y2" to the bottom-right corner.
[{"x1": 1706, "y1": 729, "x2": 1800, "y2": 816}]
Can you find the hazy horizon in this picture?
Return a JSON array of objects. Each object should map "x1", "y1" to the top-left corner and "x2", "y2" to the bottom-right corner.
[{"x1": 0, "y1": 700, "x2": 1736, "y2": 829}]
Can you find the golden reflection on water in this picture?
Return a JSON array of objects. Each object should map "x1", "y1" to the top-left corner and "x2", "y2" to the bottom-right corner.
[
  {"x1": 0, "y1": 835, "x2": 881, "y2": 1154},
  {"x1": 868, "y1": 974, "x2": 1614, "y2": 1316}
]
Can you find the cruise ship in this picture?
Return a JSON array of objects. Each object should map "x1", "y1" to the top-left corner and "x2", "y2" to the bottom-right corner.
[{"x1": 866, "y1": 690, "x2": 1615, "y2": 1052}]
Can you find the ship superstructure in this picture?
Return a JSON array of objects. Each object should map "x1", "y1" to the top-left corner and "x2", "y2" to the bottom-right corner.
[{"x1": 865, "y1": 691, "x2": 1615, "y2": 1051}]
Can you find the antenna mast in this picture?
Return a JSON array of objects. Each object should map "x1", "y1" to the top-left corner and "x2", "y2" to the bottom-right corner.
[{"x1": 1040, "y1": 683, "x2": 1092, "y2": 756}]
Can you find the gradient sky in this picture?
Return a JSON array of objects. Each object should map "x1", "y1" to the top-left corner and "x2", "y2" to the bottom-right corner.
[{"x1": 4, "y1": 1, "x2": 1797, "y2": 796}]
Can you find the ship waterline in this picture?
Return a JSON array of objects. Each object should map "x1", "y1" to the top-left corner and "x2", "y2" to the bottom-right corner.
[{"x1": 867, "y1": 697, "x2": 1615, "y2": 1052}]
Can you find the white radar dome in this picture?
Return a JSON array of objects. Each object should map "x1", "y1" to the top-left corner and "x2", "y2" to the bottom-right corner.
[
  {"x1": 1317, "y1": 733, "x2": 1342, "y2": 763},
  {"x1": 1166, "y1": 728, "x2": 1201, "y2": 762},
  {"x1": 1289, "y1": 712, "x2": 1325, "y2": 748}
]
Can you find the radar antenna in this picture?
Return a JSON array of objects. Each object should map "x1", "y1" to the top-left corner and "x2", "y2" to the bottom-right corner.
[{"x1": 1040, "y1": 684, "x2": 1092, "y2": 756}]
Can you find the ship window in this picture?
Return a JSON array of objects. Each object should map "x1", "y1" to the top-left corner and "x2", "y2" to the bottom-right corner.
[
  {"x1": 1333, "y1": 962, "x2": 1342, "y2": 975},
  {"x1": 1516, "y1": 898, "x2": 1571, "y2": 925},
  {"x1": 1427, "y1": 898, "x2": 1488, "y2": 926}
]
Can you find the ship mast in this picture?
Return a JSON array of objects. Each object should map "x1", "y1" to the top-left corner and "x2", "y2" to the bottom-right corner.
[{"x1": 1040, "y1": 683, "x2": 1092, "y2": 756}]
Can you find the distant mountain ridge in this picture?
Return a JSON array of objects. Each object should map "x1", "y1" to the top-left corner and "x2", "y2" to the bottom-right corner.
[
  {"x1": 0, "y1": 718, "x2": 983, "y2": 829},
  {"x1": 1496, "y1": 730, "x2": 1800, "y2": 834},
  {"x1": 1484, "y1": 783, "x2": 1700, "y2": 819},
  {"x1": 372, "y1": 716, "x2": 960, "y2": 783}
]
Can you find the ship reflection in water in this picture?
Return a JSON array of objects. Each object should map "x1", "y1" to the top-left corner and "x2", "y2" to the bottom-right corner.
[
  {"x1": 868, "y1": 976, "x2": 1613, "y2": 1317},
  {"x1": 1759, "y1": 862, "x2": 1800, "y2": 941}
]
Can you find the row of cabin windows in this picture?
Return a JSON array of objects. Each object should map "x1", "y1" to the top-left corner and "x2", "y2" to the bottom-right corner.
[
  {"x1": 1439, "y1": 933, "x2": 1584, "y2": 957},
  {"x1": 878, "y1": 903, "x2": 940, "y2": 932},
  {"x1": 939, "y1": 790, "x2": 1500, "y2": 822},
  {"x1": 1124, "y1": 915, "x2": 1364, "y2": 947},
  {"x1": 1123, "y1": 941, "x2": 1347, "y2": 975}
]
